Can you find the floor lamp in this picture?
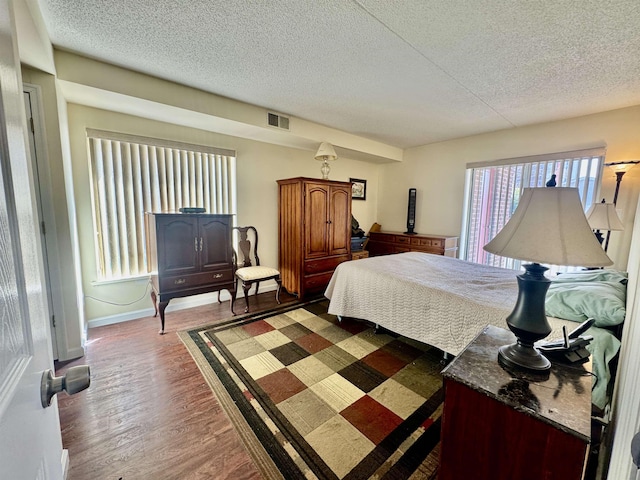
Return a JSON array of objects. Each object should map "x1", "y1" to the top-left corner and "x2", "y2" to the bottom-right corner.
[
  {"x1": 586, "y1": 199, "x2": 624, "y2": 252},
  {"x1": 603, "y1": 161, "x2": 640, "y2": 251}
]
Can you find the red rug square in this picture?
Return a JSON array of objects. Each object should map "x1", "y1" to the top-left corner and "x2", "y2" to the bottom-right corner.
[
  {"x1": 242, "y1": 319, "x2": 275, "y2": 336},
  {"x1": 361, "y1": 348, "x2": 410, "y2": 377},
  {"x1": 341, "y1": 395, "x2": 403, "y2": 444},
  {"x1": 295, "y1": 332, "x2": 333, "y2": 354},
  {"x1": 257, "y1": 368, "x2": 307, "y2": 404}
]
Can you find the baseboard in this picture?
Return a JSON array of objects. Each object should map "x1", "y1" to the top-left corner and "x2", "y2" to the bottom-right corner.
[
  {"x1": 87, "y1": 285, "x2": 277, "y2": 329},
  {"x1": 58, "y1": 346, "x2": 86, "y2": 361},
  {"x1": 88, "y1": 306, "x2": 158, "y2": 329}
]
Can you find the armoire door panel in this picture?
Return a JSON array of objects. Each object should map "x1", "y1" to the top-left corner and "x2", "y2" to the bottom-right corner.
[
  {"x1": 200, "y1": 217, "x2": 232, "y2": 270},
  {"x1": 329, "y1": 186, "x2": 351, "y2": 255},
  {"x1": 157, "y1": 217, "x2": 199, "y2": 275},
  {"x1": 305, "y1": 183, "x2": 330, "y2": 258}
]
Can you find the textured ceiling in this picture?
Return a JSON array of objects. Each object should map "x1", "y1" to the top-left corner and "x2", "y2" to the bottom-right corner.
[{"x1": 36, "y1": 0, "x2": 640, "y2": 149}]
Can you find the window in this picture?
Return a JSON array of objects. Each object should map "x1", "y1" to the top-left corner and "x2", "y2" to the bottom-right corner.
[
  {"x1": 87, "y1": 130, "x2": 237, "y2": 281},
  {"x1": 461, "y1": 148, "x2": 605, "y2": 270}
]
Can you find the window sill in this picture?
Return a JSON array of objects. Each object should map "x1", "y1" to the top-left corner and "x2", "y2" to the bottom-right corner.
[{"x1": 91, "y1": 274, "x2": 152, "y2": 286}]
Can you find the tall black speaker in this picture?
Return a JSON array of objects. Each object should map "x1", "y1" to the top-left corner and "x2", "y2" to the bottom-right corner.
[{"x1": 405, "y1": 188, "x2": 417, "y2": 235}]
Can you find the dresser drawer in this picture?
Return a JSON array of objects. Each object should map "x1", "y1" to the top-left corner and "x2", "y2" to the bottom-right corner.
[
  {"x1": 395, "y1": 235, "x2": 411, "y2": 245},
  {"x1": 305, "y1": 255, "x2": 349, "y2": 274},
  {"x1": 304, "y1": 271, "x2": 335, "y2": 292},
  {"x1": 412, "y1": 246, "x2": 443, "y2": 255},
  {"x1": 160, "y1": 269, "x2": 234, "y2": 291},
  {"x1": 410, "y1": 237, "x2": 444, "y2": 248}
]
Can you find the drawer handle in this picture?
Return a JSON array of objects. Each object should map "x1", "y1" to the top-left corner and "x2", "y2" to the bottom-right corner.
[
  {"x1": 213, "y1": 273, "x2": 223, "y2": 279},
  {"x1": 174, "y1": 278, "x2": 186, "y2": 285}
]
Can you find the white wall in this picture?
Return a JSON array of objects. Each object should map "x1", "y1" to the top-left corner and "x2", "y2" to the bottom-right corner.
[{"x1": 377, "y1": 105, "x2": 640, "y2": 271}]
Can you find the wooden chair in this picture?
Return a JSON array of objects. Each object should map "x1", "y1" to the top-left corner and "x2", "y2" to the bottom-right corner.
[{"x1": 233, "y1": 226, "x2": 281, "y2": 313}]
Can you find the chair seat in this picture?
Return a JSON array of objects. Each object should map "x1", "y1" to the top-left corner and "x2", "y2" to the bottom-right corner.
[{"x1": 236, "y1": 266, "x2": 280, "y2": 281}]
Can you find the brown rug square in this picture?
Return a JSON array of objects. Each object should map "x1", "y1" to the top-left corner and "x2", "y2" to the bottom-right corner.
[{"x1": 179, "y1": 299, "x2": 443, "y2": 479}]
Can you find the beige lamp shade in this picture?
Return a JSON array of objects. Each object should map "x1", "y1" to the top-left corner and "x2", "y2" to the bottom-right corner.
[
  {"x1": 314, "y1": 142, "x2": 338, "y2": 161},
  {"x1": 604, "y1": 160, "x2": 640, "y2": 174},
  {"x1": 587, "y1": 202, "x2": 624, "y2": 231},
  {"x1": 483, "y1": 187, "x2": 612, "y2": 267}
]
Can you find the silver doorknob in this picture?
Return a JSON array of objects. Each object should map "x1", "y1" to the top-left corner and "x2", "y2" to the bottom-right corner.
[{"x1": 41, "y1": 365, "x2": 91, "y2": 408}]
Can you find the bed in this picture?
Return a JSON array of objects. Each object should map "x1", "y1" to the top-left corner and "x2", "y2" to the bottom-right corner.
[{"x1": 324, "y1": 252, "x2": 627, "y2": 410}]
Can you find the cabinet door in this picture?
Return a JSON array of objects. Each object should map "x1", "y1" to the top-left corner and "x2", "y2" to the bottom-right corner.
[
  {"x1": 157, "y1": 216, "x2": 199, "y2": 275},
  {"x1": 304, "y1": 183, "x2": 330, "y2": 258},
  {"x1": 199, "y1": 216, "x2": 232, "y2": 271},
  {"x1": 328, "y1": 185, "x2": 351, "y2": 255}
]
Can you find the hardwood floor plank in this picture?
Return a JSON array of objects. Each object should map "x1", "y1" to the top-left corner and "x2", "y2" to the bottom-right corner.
[{"x1": 56, "y1": 292, "x2": 298, "y2": 479}]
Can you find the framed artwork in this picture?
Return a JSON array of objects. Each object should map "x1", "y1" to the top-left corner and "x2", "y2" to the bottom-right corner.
[{"x1": 350, "y1": 178, "x2": 367, "y2": 200}]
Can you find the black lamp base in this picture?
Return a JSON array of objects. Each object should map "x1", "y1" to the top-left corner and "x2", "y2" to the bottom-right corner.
[{"x1": 498, "y1": 342, "x2": 550, "y2": 372}]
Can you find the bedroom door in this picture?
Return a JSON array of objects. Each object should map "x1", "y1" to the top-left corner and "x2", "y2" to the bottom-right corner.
[{"x1": 0, "y1": 2, "x2": 66, "y2": 477}]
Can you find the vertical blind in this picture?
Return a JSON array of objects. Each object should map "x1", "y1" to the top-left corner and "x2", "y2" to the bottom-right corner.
[
  {"x1": 87, "y1": 130, "x2": 237, "y2": 280},
  {"x1": 462, "y1": 148, "x2": 605, "y2": 270}
]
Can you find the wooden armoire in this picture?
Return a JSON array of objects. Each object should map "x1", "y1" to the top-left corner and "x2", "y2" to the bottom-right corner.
[
  {"x1": 277, "y1": 177, "x2": 352, "y2": 298},
  {"x1": 145, "y1": 213, "x2": 236, "y2": 333}
]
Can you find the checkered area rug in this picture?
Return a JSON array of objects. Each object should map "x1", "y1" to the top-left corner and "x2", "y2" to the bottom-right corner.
[{"x1": 179, "y1": 300, "x2": 443, "y2": 479}]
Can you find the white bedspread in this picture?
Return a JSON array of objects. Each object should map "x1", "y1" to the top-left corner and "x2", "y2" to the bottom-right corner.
[
  {"x1": 325, "y1": 252, "x2": 522, "y2": 355},
  {"x1": 325, "y1": 252, "x2": 618, "y2": 408}
]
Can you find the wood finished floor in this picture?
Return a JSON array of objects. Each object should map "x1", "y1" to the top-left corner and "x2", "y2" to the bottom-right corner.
[{"x1": 56, "y1": 291, "x2": 299, "y2": 480}]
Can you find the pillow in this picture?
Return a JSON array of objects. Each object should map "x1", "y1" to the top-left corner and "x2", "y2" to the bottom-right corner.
[
  {"x1": 549, "y1": 269, "x2": 628, "y2": 285},
  {"x1": 545, "y1": 270, "x2": 627, "y2": 327}
]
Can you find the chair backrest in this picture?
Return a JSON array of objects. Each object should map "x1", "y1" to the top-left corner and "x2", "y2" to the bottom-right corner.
[{"x1": 233, "y1": 226, "x2": 260, "y2": 268}]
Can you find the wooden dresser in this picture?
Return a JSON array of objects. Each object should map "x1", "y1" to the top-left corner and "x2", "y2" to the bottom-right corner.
[
  {"x1": 145, "y1": 213, "x2": 236, "y2": 333},
  {"x1": 367, "y1": 231, "x2": 458, "y2": 257},
  {"x1": 440, "y1": 325, "x2": 591, "y2": 480},
  {"x1": 277, "y1": 177, "x2": 352, "y2": 298}
]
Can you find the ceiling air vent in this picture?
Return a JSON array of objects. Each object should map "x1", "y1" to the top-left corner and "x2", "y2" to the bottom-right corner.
[{"x1": 268, "y1": 112, "x2": 290, "y2": 130}]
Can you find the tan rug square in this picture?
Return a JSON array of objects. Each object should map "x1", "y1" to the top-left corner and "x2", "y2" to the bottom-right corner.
[
  {"x1": 239, "y1": 351, "x2": 285, "y2": 380},
  {"x1": 309, "y1": 373, "x2": 365, "y2": 412},
  {"x1": 369, "y1": 378, "x2": 427, "y2": 420},
  {"x1": 305, "y1": 414, "x2": 375, "y2": 478},
  {"x1": 288, "y1": 355, "x2": 335, "y2": 387},
  {"x1": 278, "y1": 389, "x2": 335, "y2": 436}
]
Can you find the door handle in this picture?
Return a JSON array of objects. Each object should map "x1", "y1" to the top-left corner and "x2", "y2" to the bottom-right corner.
[{"x1": 41, "y1": 365, "x2": 91, "y2": 408}]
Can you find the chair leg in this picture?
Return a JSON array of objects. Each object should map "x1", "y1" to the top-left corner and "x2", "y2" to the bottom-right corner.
[
  {"x1": 230, "y1": 282, "x2": 237, "y2": 315},
  {"x1": 275, "y1": 277, "x2": 282, "y2": 304},
  {"x1": 254, "y1": 281, "x2": 260, "y2": 296},
  {"x1": 243, "y1": 282, "x2": 251, "y2": 313}
]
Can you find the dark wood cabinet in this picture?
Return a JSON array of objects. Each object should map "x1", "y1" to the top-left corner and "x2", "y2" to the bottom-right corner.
[
  {"x1": 440, "y1": 325, "x2": 591, "y2": 480},
  {"x1": 367, "y1": 231, "x2": 458, "y2": 257},
  {"x1": 146, "y1": 213, "x2": 235, "y2": 333},
  {"x1": 277, "y1": 177, "x2": 351, "y2": 298}
]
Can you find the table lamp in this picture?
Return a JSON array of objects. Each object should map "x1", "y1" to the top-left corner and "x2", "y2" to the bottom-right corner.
[
  {"x1": 483, "y1": 187, "x2": 612, "y2": 372},
  {"x1": 314, "y1": 142, "x2": 338, "y2": 180}
]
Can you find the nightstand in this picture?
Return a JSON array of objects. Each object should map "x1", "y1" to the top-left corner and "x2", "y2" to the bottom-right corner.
[{"x1": 439, "y1": 325, "x2": 591, "y2": 480}]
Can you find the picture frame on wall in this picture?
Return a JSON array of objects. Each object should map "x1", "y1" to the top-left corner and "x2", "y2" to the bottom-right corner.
[{"x1": 350, "y1": 178, "x2": 367, "y2": 200}]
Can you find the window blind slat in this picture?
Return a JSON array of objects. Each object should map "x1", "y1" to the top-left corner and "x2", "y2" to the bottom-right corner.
[
  {"x1": 462, "y1": 152, "x2": 603, "y2": 271},
  {"x1": 88, "y1": 133, "x2": 237, "y2": 280}
]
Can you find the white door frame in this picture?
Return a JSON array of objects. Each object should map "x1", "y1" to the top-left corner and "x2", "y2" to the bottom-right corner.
[{"x1": 23, "y1": 83, "x2": 69, "y2": 361}]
